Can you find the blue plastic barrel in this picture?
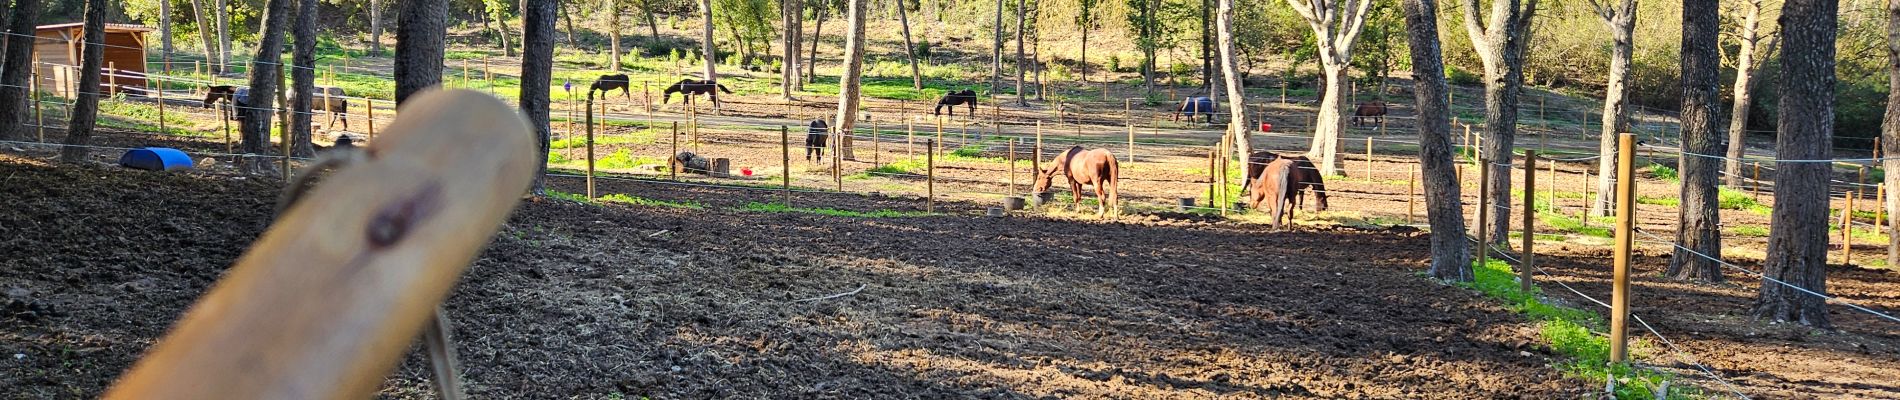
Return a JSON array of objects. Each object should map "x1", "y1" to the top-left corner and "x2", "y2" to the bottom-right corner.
[{"x1": 118, "y1": 147, "x2": 194, "y2": 171}]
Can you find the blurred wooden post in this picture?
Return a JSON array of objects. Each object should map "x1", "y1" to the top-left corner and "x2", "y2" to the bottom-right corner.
[
  {"x1": 223, "y1": 108, "x2": 234, "y2": 152},
  {"x1": 1610, "y1": 133, "x2": 1636, "y2": 363},
  {"x1": 1125, "y1": 99, "x2": 1134, "y2": 163},
  {"x1": 782, "y1": 126, "x2": 791, "y2": 205},
  {"x1": 327, "y1": 65, "x2": 335, "y2": 87},
  {"x1": 1008, "y1": 137, "x2": 1017, "y2": 195},
  {"x1": 1408, "y1": 165, "x2": 1417, "y2": 224},
  {"x1": 832, "y1": 126, "x2": 842, "y2": 191},
  {"x1": 107, "y1": 62, "x2": 117, "y2": 95},
  {"x1": 1844, "y1": 189, "x2": 1856, "y2": 265},
  {"x1": 483, "y1": 60, "x2": 493, "y2": 94},
  {"x1": 670, "y1": 122, "x2": 680, "y2": 181},
  {"x1": 1878, "y1": 183, "x2": 1887, "y2": 238},
  {"x1": 98, "y1": 91, "x2": 535, "y2": 400},
  {"x1": 926, "y1": 139, "x2": 936, "y2": 212},
  {"x1": 1208, "y1": 149, "x2": 1218, "y2": 206},
  {"x1": 586, "y1": 98, "x2": 596, "y2": 199},
  {"x1": 157, "y1": 80, "x2": 167, "y2": 134},
  {"x1": 1521, "y1": 151, "x2": 1537, "y2": 293},
  {"x1": 1580, "y1": 169, "x2": 1592, "y2": 225},
  {"x1": 872, "y1": 122, "x2": 881, "y2": 166},
  {"x1": 643, "y1": 81, "x2": 653, "y2": 115},
  {"x1": 1547, "y1": 158, "x2": 1557, "y2": 211},
  {"x1": 1752, "y1": 162, "x2": 1762, "y2": 200},
  {"x1": 32, "y1": 64, "x2": 43, "y2": 141},
  {"x1": 935, "y1": 117, "x2": 944, "y2": 156},
  {"x1": 1034, "y1": 121, "x2": 1042, "y2": 175}
]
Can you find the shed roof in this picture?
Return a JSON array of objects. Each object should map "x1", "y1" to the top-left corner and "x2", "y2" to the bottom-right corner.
[{"x1": 34, "y1": 22, "x2": 155, "y2": 33}]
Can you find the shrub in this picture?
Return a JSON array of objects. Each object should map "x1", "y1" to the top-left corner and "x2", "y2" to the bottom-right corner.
[{"x1": 1446, "y1": 66, "x2": 1481, "y2": 86}]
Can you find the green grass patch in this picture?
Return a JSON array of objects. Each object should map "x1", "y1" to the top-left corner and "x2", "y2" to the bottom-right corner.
[
  {"x1": 594, "y1": 149, "x2": 666, "y2": 170},
  {"x1": 1635, "y1": 196, "x2": 1679, "y2": 207},
  {"x1": 739, "y1": 201, "x2": 931, "y2": 218},
  {"x1": 1729, "y1": 225, "x2": 1770, "y2": 237},
  {"x1": 1645, "y1": 164, "x2": 1678, "y2": 182},
  {"x1": 1462, "y1": 259, "x2": 1693, "y2": 399},
  {"x1": 599, "y1": 193, "x2": 703, "y2": 209},
  {"x1": 549, "y1": 130, "x2": 657, "y2": 149}
]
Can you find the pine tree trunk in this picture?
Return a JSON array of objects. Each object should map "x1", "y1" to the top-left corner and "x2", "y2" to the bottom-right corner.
[
  {"x1": 215, "y1": 0, "x2": 230, "y2": 72},
  {"x1": 783, "y1": 0, "x2": 802, "y2": 98},
  {"x1": 898, "y1": 0, "x2": 920, "y2": 89},
  {"x1": 644, "y1": 0, "x2": 660, "y2": 40},
  {"x1": 370, "y1": 0, "x2": 384, "y2": 54},
  {"x1": 524, "y1": 0, "x2": 555, "y2": 194},
  {"x1": 0, "y1": 0, "x2": 39, "y2": 141},
  {"x1": 1013, "y1": 0, "x2": 1027, "y2": 105},
  {"x1": 1755, "y1": 0, "x2": 1836, "y2": 329},
  {"x1": 559, "y1": 0, "x2": 576, "y2": 46},
  {"x1": 232, "y1": 0, "x2": 293, "y2": 174},
  {"x1": 191, "y1": 0, "x2": 216, "y2": 62},
  {"x1": 989, "y1": 0, "x2": 1005, "y2": 93},
  {"x1": 59, "y1": 0, "x2": 110, "y2": 163},
  {"x1": 1215, "y1": 0, "x2": 1247, "y2": 165},
  {"x1": 1080, "y1": 22, "x2": 1088, "y2": 84},
  {"x1": 1669, "y1": 0, "x2": 1723, "y2": 282},
  {"x1": 808, "y1": 7, "x2": 825, "y2": 82},
  {"x1": 1592, "y1": 2, "x2": 1635, "y2": 218},
  {"x1": 700, "y1": 0, "x2": 718, "y2": 82},
  {"x1": 1401, "y1": 0, "x2": 1471, "y2": 282},
  {"x1": 1459, "y1": 0, "x2": 1536, "y2": 246},
  {"x1": 289, "y1": 0, "x2": 318, "y2": 157},
  {"x1": 1886, "y1": 0, "x2": 1900, "y2": 268},
  {"x1": 1726, "y1": 0, "x2": 1772, "y2": 188},
  {"x1": 159, "y1": 0, "x2": 173, "y2": 53},
  {"x1": 396, "y1": 0, "x2": 447, "y2": 105},
  {"x1": 834, "y1": 0, "x2": 867, "y2": 160},
  {"x1": 610, "y1": 6, "x2": 622, "y2": 70}
]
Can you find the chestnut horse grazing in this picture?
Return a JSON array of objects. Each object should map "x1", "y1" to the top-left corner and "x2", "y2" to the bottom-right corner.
[
  {"x1": 1241, "y1": 152, "x2": 1329, "y2": 212},
  {"x1": 1034, "y1": 146, "x2": 1121, "y2": 217},
  {"x1": 1248, "y1": 158, "x2": 1299, "y2": 230}
]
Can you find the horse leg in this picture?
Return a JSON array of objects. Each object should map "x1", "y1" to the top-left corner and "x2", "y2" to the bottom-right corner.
[{"x1": 1069, "y1": 179, "x2": 1083, "y2": 211}]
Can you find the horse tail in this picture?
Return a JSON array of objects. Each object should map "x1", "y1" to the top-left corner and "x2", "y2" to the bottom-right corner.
[{"x1": 717, "y1": 83, "x2": 733, "y2": 93}]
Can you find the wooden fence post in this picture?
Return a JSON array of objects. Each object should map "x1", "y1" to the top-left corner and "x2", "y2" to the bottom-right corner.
[
  {"x1": 1364, "y1": 136, "x2": 1374, "y2": 179},
  {"x1": 157, "y1": 79, "x2": 167, "y2": 134},
  {"x1": 926, "y1": 139, "x2": 936, "y2": 213},
  {"x1": 1009, "y1": 137, "x2": 1017, "y2": 195},
  {"x1": 1408, "y1": 165, "x2": 1417, "y2": 224},
  {"x1": 1844, "y1": 189, "x2": 1856, "y2": 265},
  {"x1": 1609, "y1": 133, "x2": 1636, "y2": 363},
  {"x1": 586, "y1": 98, "x2": 596, "y2": 199},
  {"x1": 670, "y1": 122, "x2": 680, "y2": 181},
  {"x1": 1476, "y1": 155, "x2": 1491, "y2": 272},
  {"x1": 833, "y1": 126, "x2": 842, "y2": 191},
  {"x1": 366, "y1": 98, "x2": 376, "y2": 142},
  {"x1": 1522, "y1": 151, "x2": 1537, "y2": 293},
  {"x1": 935, "y1": 117, "x2": 944, "y2": 156},
  {"x1": 782, "y1": 126, "x2": 791, "y2": 205},
  {"x1": 107, "y1": 61, "x2": 117, "y2": 96},
  {"x1": 1034, "y1": 121, "x2": 1043, "y2": 176}
]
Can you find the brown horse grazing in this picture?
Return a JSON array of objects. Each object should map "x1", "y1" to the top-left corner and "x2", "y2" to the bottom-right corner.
[
  {"x1": 1034, "y1": 146, "x2": 1121, "y2": 217},
  {"x1": 1242, "y1": 150, "x2": 1283, "y2": 195},
  {"x1": 202, "y1": 85, "x2": 238, "y2": 108},
  {"x1": 933, "y1": 89, "x2": 979, "y2": 116},
  {"x1": 1352, "y1": 101, "x2": 1387, "y2": 126},
  {"x1": 1248, "y1": 158, "x2": 1298, "y2": 230},
  {"x1": 1281, "y1": 155, "x2": 1330, "y2": 212},
  {"x1": 589, "y1": 74, "x2": 632, "y2": 100},
  {"x1": 662, "y1": 79, "x2": 733, "y2": 108}
]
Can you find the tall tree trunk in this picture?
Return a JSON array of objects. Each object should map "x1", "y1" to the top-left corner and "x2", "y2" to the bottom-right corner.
[
  {"x1": 1216, "y1": 0, "x2": 1248, "y2": 166},
  {"x1": 1726, "y1": 0, "x2": 1775, "y2": 187},
  {"x1": 1079, "y1": 15, "x2": 1088, "y2": 84},
  {"x1": 1755, "y1": 0, "x2": 1835, "y2": 328},
  {"x1": 808, "y1": 6, "x2": 825, "y2": 82},
  {"x1": 1288, "y1": 0, "x2": 1377, "y2": 177},
  {"x1": 1201, "y1": 0, "x2": 1213, "y2": 102},
  {"x1": 788, "y1": 0, "x2": 803, "y2": 91},
  {"x1": 1590, "y1": 0, "x2": 1635, "y2": 218},
  {"x1": 610, "y1": 5, "x2": 622, "y2": 70},
  {"x1": 482, "y1": 3, "x2": 514, "y2": 57},
  {"x1": 0, "y1": 0, "x2": 39, "y2": 141},
  {"x1": 215, "y1": 0, "x2": 230, "y2": 72},
  {"x1": 989, "y1": 0, "x2": 1004, "y2": 93},
  {"x1": 159, "y1": 0, "x2": 173, "y2": 54},
  {"x1": 396, "y1": 0, "x2": 448, "y2": 105},
  {"x1": 700, "y1": 0, "x2": 718, "y2": 82},
  {"x1": 783, "y1": 0, "x2": 801, "y2": 98},
  {"x1": 191, "y1": 0, "x2": 215, "y2": 64},
  {"x1": 1013, "y1": 0, "x2": 1027, "y2": 105},
  {"x1": 370, "y1": 0, "x2": 385, "y2": 54},
  {"x1": 644, "y1": 0, "x2": 660, "y2": 40},
  {"x1": 1401, "y1": 0, "x2": 1471, "y2": 281},
  {"x1": 289, "y1": 0, "x2": 318, "y2": 157},
  {"x1": 1669, "y1": 0, "x2": 1723, "y2": 282},
  {"x1": 60, "y1": 0, "x2": 110, "y2": 163},
  {"x1": 1459, "y1": 0, "x2": 1537, "y2": 245},
  {"x1": 231, "y1": 0, "x2": 291, "y2": 173},
  {"x1": 559, "y1": 0, "x2": 576, "y2": 46},
  {"x1": 835, "y1": 0, "x2": 867, "y2": 160},
  {"x1": 524, "y1": 0, "x2": 555, "y2": 194},
  {"x1": 1886, "y1": 0, "x2": 1900, "y2": 268},
  {"x1": 898, "y1": 0, "x2": 920, "y2": 89}
]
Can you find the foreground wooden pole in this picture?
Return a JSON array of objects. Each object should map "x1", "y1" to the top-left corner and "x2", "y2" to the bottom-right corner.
[
  {"x1": 1610, "y1": 133, "x2": 1636, "y2": 363},
  {"x1": 670, "y1": 122, "x2": 680, "y2": 181},
  {"x1": 1476, "y1": 156, "x2": 1491, "y2": 273},
  {"x1": 101, "y1": 90, "x2": 537, "y2": 400},
  {"x1": 366, "y1": 98, "x2": 377, "y2": 142},
  {"x1": 1408, "y1": 165, "x2": 1418, "y2": 224},
  {"x1": 586, "y1": 98, "x2": 597, "y2": 199},
  {"x1": 782, "y1": 126, "x2": 791, "y2": 205},
  {"x1": 926, "y1": 139, "x2": 936, "y2": 212},
  {"x1": 1521, "y1": 151, "x2": 1537, "y2": 293}
]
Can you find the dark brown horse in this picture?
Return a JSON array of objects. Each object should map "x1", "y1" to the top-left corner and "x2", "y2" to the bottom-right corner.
[
  {"x1": 202, "y1": 85, "x2": 238, "y2": 108},
  {"x1": 1241, "y1": 152, "x2": 1328, "y2": 212},
  {"x1": 589, "y1": 74, "x2": 632, "y2": 100},
  {"x1": 1034, "y1": 146, "x2": 1121, "y2": 217},
  {"x1": 933, "y1": 89, "x2": 978, "y2": 116},
  {"x1": 1352, "y1": 101, "x2": 1387, "y2": 126},
  {"x1": 1248, "y1": 158, "x2": 1298, "y2": 230},
  {"x1": 662, "y1": 79, "x2": 733, "y2": 108}
]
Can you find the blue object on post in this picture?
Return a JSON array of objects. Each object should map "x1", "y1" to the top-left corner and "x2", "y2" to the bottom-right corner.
[{"x1": 119, "y1": 147, "x2": 194, "y2": 171}]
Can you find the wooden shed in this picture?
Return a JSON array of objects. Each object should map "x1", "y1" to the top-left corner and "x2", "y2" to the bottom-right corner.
[{"x1": 34, "y1": 22, "x2": 152, "y2": 98}]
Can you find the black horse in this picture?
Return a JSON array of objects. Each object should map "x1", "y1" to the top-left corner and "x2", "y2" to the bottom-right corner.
[
  {"x1": 933, "y1": 89, "x2": 978, "y2": 116},
  {"x1": 661, "y1": 79, "x2": 733, "y2": 108},
  {"x1": 589, "y1": 74, "x2": 631, "y2": 100},
  {"x1": 805, "y1": 119, "x2": 830, "y2": 162}
]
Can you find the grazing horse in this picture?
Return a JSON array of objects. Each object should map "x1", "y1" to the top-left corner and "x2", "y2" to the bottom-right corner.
[
  {"x1": 1352, "y1": 101, "x2": 1387, "y2": 126},
  {"x1": 805, "y1": 119, "x2": 830, "y2": 161},
  {"x1": 1174, "y1": 96, "x2": 1215, "y2": 123},
  {"x1": 202, "y1": 85, "x2": 239, "y2": 108},
  {"x1": 661, "y1": 79, "x2": 733, "y2": 108},
  {"x1": 203, "y1": 85, "x2": 249, "y2": 121},
  {"x1": 933, "y1": 89, "x2": 979, "y2": 116},
  {"x1": 1248, "y1": 158, "x2": 1298, "y2": 230},
  {"x1": 1034, "y1": 146, "x2": 1121, "y2": 217},
  {"x1": 290, "y1": 86, "x2": 350, "y2": 131},
  {"x1": 589, "y1": 74, "x2": 632, "y2": 100},
  {"x1": 1243, "y1": 150, "x2": 1283, "y2": 194},
  {"x1": 1240, "y1": 152, "x2": 1329, "y2": 212}
]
